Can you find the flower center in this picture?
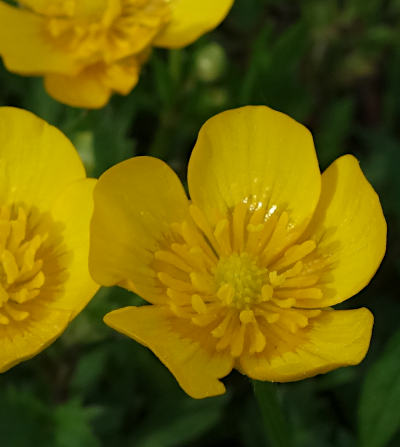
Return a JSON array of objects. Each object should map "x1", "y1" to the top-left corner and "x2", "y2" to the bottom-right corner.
[
  {"x1": 43, "y1": 0, "x2": 170, "y2": 63},
  {"x1": 0, "y1": 205, "x2": 67, "y2": 326},
  {"x1": 215, "y1": 253, "x2": 268, "y2": 309},
  {"x1": 149, "y1": 201, "x2": 331, "y2": 358}
]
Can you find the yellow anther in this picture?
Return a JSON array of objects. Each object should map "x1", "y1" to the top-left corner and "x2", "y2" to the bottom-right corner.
[
  {"x1": 271, "y1": 240, "x2": 317, "y2": 271},
  {"x1": 261, "y1": 284, "x2": 273, "y2": 301},
  {"x1": 215, "y1": 253, "x2": 268, "y2": 308},
  {"x1": 212, "y1": 312, "x2": 233, "y2": 338},
  {"x1": 190, "y1": 272, "x2": 216, "y2": 294},
  {"x1": 166, "y1": 288, "x2": 191, "y2": 305},
  {"x1": 269, "y1": 270, "x2": 285, "y2": 286},
  {"x1": 217, "y1": 283, "x2": 234, "y2": 305},
  {"x1": 0, "y1": 312, "x2": 10, "y2": 325},
  {"x1": 154, "y1": 250, "x2": 192, "y2": 273},
  {"x1": 0, "y1": 285, "x2": 8, "y2": 304},
  {"x1": 231, "y1": 324, "x2": 246, "y2": 357},
  {"x1": 191, "y1": 294, "x2": 207, "y2": 314},
  {"x1": 157, "y1": 272, "x2": 193, "y2": 292},
  {"x1": 1, "y1": 250, "x2": 19, "y2": 284},
  {"x1": 214, "y1": 219, "x2": 232, "y2": 256},
  {"x1": 273, "y1": 297, "x2": 296, "y2": 309},
  {"x1": 189, "y1": 205, "x2": 219, "y2": 254},
  {"x1": 23, "y1": 271, "x2": 45, "y2": 291},
  {"x1": 192, "y1": 313, "x2": 218, "y2": 327},
  {"x1": 240, "y1": 309, "x2": 255, "y2": 324},
  {"x1": 4, "y1": 303, "x2": 29, "y2": 322},
  {"x1": 250, "y1": 324, "x2": 266, "y2": 353}
]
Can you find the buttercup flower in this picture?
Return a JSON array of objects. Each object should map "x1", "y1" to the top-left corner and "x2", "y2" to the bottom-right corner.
[
  {"x1": 90, "y1": 106, "x2": 386, "y2": 398},
  {"x1": 0, "y1": 0, "x2": 234, "y2": 108},
  {"x1": 0, "y1": 107, "x2": 98, "y2": 372}
]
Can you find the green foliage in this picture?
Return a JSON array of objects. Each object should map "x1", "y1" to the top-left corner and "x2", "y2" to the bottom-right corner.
[
  {"x1": 0, "y1": 0, "x2": 399, "y2": 446},
  {"x1": 358, "y1": 330, "x2": 400, "y2": 447}
]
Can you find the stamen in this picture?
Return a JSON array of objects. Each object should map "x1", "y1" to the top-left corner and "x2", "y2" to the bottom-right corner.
[
  {"x1": 231, "y1": 323, "x2": 246, "y2": 357},
  {"x1": 189, "y1": 205, "x2": 220, "y2": 255},
  {"x1": 190, "y1": 272, "x2": 216, "y2": 295},
  {"x1": 0, "y1": 312, "x2": 10, "y2": 325},
  {"x1": 166, "y1": 288, "x2": 191, "y2": 305},
  {"x1": 274, "y1": 288, "x2": 323, "y2": 300},
  {"x1": 191, "y1": 294, "x2": 207, "y2": 314},
  {"x1": 232, "y1": 202, "x2": 248, "y2": 252},
  {"x1": 261, "y1": 284, "x2": 273, "y2": 301},
  {"x1": 4, "y1": 303, "x2": 29, "y2": 322},
  {"x1": 271, "y1": 240, "x2": 316, "y2": 271},
  {"x1": 157, "y1": 272, "x2": 193, "y2": 292},
  {"x1": 260, "y1": 211, "x2": 289, "y2": 265},
  {"x1": 154, "y1": 250, "x2": 192, "y2": 273},
  {"x1": 214, "y1": 219, "x2": 232, "y2": 256},
  {"x1": 151, "y1": 194, "x2": 331, "y2": 358},
  {"x1": 217, "y1": 283, "x2": 234, "y2": 306},
  {"x1": 249, "y1": 323, "x2": 266, "y2": 353},
  {"x1": 278, "y1": 274, "x2": 319, "y2": 288},
  {"x1": 1, "y1": 250, "x2": 19, "y2": 284}
]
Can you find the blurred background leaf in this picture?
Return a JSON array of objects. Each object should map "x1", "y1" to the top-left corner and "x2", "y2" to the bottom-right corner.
[{"x1": 358, "y1": 329, "x2": 400, "y2": 447}]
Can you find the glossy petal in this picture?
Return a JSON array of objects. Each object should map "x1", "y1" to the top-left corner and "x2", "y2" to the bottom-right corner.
[
  {"x1": 104, "y1": 305, "x2": 234, "y2": 398},
  {"x1": 89, "y1": 157, "x2": 190, "y2": 302},
  {"x1": 298, "y1": 155, "x2": 387, "y2": 308},
  {"x1": 154, "y1": 0, "x2": 234, "y2": 48},
  {"x1": 0, "y1": 107, "x2": 86, "y2": 211},
  {"x1": 239, "y1": 308, "x2": 373, "y2": 382},
  {"x1": 188, "y1": 106, "x2": 321, "y2": 247},
  {"x1": 0, "y1": 2, "x2": 79, "y2": 75},
  {"x1": 0, "y1": 304, "x2": 71, "y2": 373},
  {"x1": 45, "y1": 179, "x2": 99, "y2": 320}
]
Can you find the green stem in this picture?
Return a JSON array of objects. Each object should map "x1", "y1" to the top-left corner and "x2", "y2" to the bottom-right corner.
[{"x1": 252, "y1": 380, "x2": 292, "y2": 447}]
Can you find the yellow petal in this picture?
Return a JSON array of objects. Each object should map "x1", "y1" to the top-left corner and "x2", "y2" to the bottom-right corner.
[
  {"x1": 44, "y1": 57, "x2": 142, "y2": 108},
  {"x1": 239, "y1": 308, "x2": 373, "y2": 382},
  {"x1": 104, "y1": 305, "x2": 234, "y2": 398},
  {"x1": 0, "y1": 107, "x2": 86, "y2": 212},
  {"x1": 0, "y1": 2, "x2": 79, "y2": 75},
  {"x1": 100, "y1": 56, "x2": 142, "y2": 95},
  {"x1": 154, "y1": 0, "x2": 234, "y2": 48},
  {"x1": 298, "y1": 155, "x2": 387, "y2": 308},
  {"x1": 0, "y1": 304, "x2": 71, "y2": 373},
  {"x1": 18, "y1": 0, "x2": 76, "y2": 16},
  {"x1": 89, "y1": 157, "x2": 190, "y2": 303},
  {"x1": 44, "y1": 65, "x2": 112, "y2": 109},
  {"x1": 44, "y1": 179, "x2": 99, "y2": 320},
  {"x1": 188, "y1": 106, "x2": 321, "y2": 244}
]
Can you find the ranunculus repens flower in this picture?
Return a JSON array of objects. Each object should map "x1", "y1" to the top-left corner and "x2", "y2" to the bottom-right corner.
[
  {"x1": 0, "y1": 0, "x2": 234, "y2": 108},
  {"x1": 0, "y1": 107, "x2": 98, "y2": 372},
  {"x1": 90, "y1": 106, "x2": 386, "y2": 398}
]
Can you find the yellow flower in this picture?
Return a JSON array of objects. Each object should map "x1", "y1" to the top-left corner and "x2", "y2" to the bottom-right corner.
[
  {"x1": 0, "y1": 107, "x2": 98, "y2": 372},
  {"x1": 89, "y1": 106, "x2": 386, "y2": 398},
  {"x1": 0, "y1": 0, "x2": 234, "y2": 108}
]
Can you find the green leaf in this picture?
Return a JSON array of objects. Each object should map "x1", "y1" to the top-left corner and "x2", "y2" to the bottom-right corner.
[
  {"x1": 52, "y1": 399, "x2": 101, "y2": 447},
  {"x1": 358, "y1": 329, "x2": 400, "y2": 447},
  {"x1": 133, "y1": 395, "x2": 229, "y2": 447}
]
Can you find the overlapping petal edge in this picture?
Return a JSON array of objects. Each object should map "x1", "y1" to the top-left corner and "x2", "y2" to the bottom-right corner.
[
  {"x1": 0, "y1": 107, "x2": 99, "y2": 372},
  {"x1": 90, "y1": 106, "x2": 386, "y2": 398},
  {"x1": 0, "y1": 0, "x2": 234, "y2": 108}
]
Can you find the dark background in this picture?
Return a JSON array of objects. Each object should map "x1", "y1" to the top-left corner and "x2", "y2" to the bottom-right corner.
[{"x1": 0, "y1": 1, "x2": 399, "y2": 446}]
